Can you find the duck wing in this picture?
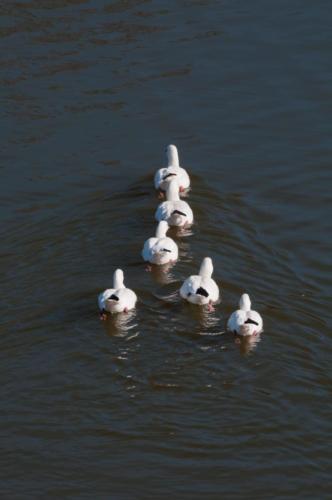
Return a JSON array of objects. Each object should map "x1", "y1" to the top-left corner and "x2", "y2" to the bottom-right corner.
[
  {"x1": 180, "y1": 275, "x2": 201, "y2": 298},
  {"x1": 227, "y1": 309, "x2": 246, "y2": 332},
  {"x1": 142, "y1": 237, "x2": 158, "y2": 260},
  {"x1": 155, "y1": 201, "x2": 173, "y2": 221},
  {"x1": 98, "y1": 288, "x2": 115, "y2": 310}
]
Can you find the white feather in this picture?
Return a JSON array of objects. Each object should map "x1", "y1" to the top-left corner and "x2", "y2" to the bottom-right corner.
[
  {"x1": 142, "y1": 221, "x2": 178, "y2": 265},
  {"x1": 154, "y1": 144, "x2": 190, "y2": 192},
  {"x1": 155, "y1": 179, "x2": 193, "y2": 227},
  {"x1": 98, "y1": 269, "x2": 137, "y2": 314},
  {"x1": 180, "y1": 257, "x2": 219, "y2": 305},
  {"x1": 227, "y1": 293, "x2": 263, "y2": 336}
]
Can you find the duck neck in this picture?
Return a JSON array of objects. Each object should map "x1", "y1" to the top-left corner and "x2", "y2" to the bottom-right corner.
[
  {"x1": 239, "y1": 294, "x2": 251, "y2": 311},
  {"x1": 166, "y1": 180, "x2": 180, "y2": 201},
  {"x1": 167, "y1": 145, "x2": 179, "y2": 167},
  {"x1": 199, "y1": 258, "x2": 213, "y2": 278},
  {"x1": 156, "y1": 221, "x2": 168, "y2": 238},
  {"x1": 113, "y1": 269, "x2": 124, "y2": 289}
]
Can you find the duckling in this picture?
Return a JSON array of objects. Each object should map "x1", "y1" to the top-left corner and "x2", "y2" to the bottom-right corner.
[
  {"x1": 142, "y1": 221, "x2": 178, "y2": 265},
  {"x1": 98, "y1": 269, "x2": 137, "y2": 319},
  {"x1": 180, "y1": 257, "x2": 219, "y2": 310},
  {"x1": 227, "y1": 294, "x2": 263, "y2": 336},
  {"x1": 155, "y1": 179, "x2": 193, "y2": 227},
  {"x1": 154, "y1": 144, "x2": 190, "y2": 193}
]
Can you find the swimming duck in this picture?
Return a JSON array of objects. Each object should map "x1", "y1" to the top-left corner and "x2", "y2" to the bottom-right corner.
[
  {"x1": 155, "y1": 179, "x2": 193, "y2": 227},
  {"x1": 142, "y1": 221, "x2": 178, "y2": 265},
  {"x1": 180, "y1": 257, "x2": 219, "y2": 309},
  {"x1": 98, "y1": 269, "x2": 137, "y2": 319},
  {"x1": 227, "y1": 294, "x2": 263, "y2": 336},
  {"x1": 154, "y1": 145, "x2": 190, "y2": 193}
]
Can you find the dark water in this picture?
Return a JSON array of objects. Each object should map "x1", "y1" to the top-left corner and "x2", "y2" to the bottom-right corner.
[{"x1": 1, "y1": 0, "x2": 331, "y2": 498}]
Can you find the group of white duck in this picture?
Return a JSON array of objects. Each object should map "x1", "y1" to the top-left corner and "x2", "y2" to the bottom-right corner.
[{"x1": 98, "y1": 145, "x2": 263, "y2": 337}]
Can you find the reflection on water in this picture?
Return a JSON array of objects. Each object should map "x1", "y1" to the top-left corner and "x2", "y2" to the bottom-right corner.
[
  {"x1": 186, "y1": 301, "x2": 221, "y2": 331},
  {"x1": 153, "y1": 286, "x2": 180, "y2": 304},
  {"x1": 235, "y1": 332, "x2": 262, "y2": 355},
  {"x1": 168, "y1": 225, "x2": 195, "y2": 239},
  {"x1": 149, "y1": 261, "x2": 177, "y2": 285},
  {"x1": 103, "y1": 309, "x2": 138, "y2": 338}
]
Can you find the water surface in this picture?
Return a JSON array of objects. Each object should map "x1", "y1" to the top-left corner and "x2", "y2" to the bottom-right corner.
[{"x1": 1, "y1": 0, "x2": 331, "y2": 498}]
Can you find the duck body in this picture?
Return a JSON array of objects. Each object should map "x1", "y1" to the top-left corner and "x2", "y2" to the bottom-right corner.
[
  {"x1": 227, "y1": 294, "x2": 263, "y2": 336},
  {"x1": 98, "y1": 269, "x2": 137, "y2": 315},
  {"x1": 180, "y1": 257, "x2": 219, "y2": 306},
  {"x1": 142, "y1": 221, "x2": 178, "y2": 265},
  {"x1": 155, "y1": 179, "x2": 193, "y2": 227},
  {"x1": 154, "y1": 145, "x2": 190, "y2": 192}
]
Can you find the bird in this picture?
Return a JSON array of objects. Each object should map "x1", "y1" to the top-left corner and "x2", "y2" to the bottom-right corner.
[
  {"x1": 154, "y1": 144, "x2": 190, "y2": 193},
  {"x1": 142, "y1": 221, "x2": 178, "y2": 265},
  {"x1": 155, "y1": 178, "x2": 193, "y2": 227},
  {"x1": 98, "y1": 269, "x2": 137, "y2": 319},
  {"x1": 180, "y1": 257, "x2": 219, "y2": 309},
  {"x1": 227, "y1": 294, "x2": 263, "y2": 336}
]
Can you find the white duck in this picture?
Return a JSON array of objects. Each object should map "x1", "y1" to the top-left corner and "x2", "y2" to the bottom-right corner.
[
  {"x1": 155, "y1": 179, "x2": 193, "y2": 227},
  {"x1": 98, "y1": 269, "x2": 137, "y2": 319},
  {"x1": 154, "y1": 144, "x2": 190, "y2": 193},
  {"x1": 180, "y1": 257, "x2": 219, "y2": 309},
  {"x1": 142, "y1": 221, "x2": 178, "y2": 265},
  {"x1": 227, "y1": 294, "x2": 263, "y2": 336}
]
